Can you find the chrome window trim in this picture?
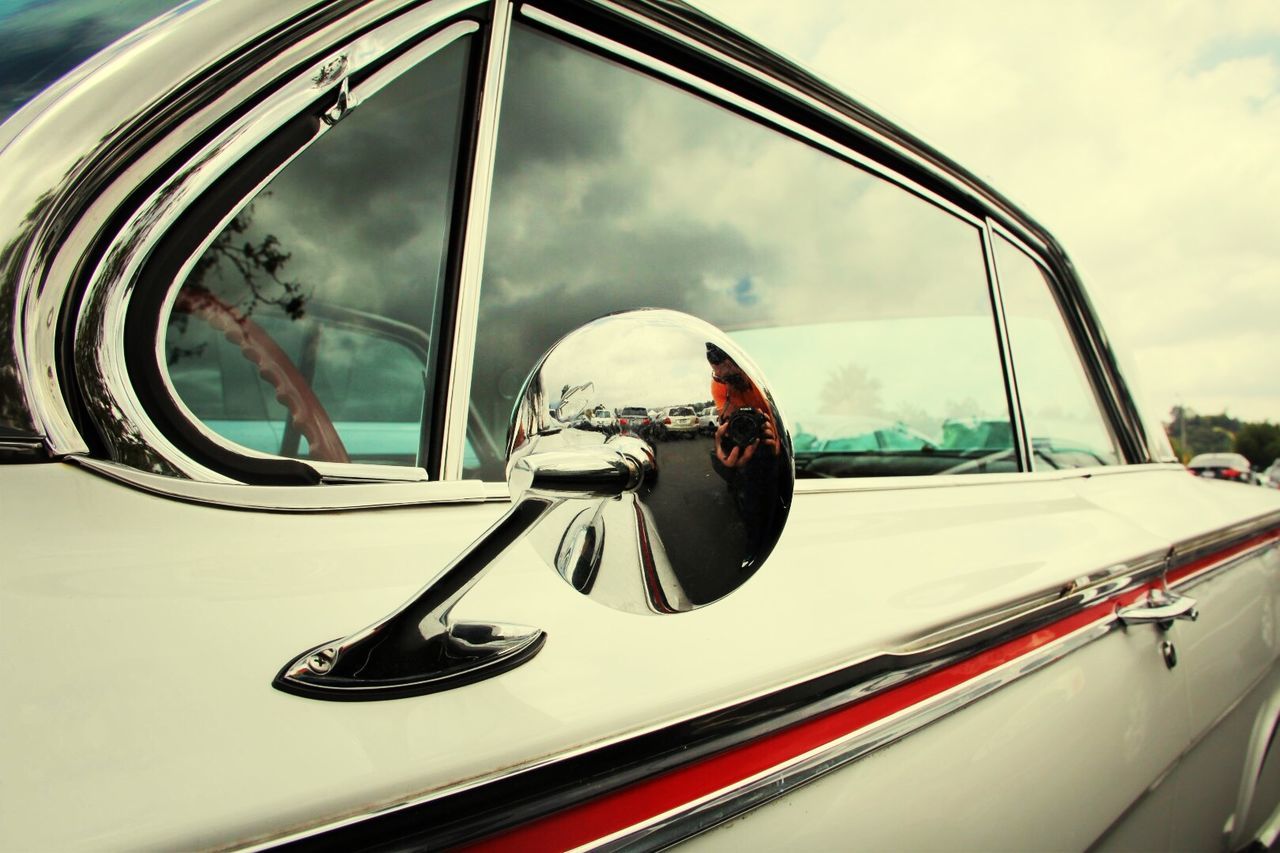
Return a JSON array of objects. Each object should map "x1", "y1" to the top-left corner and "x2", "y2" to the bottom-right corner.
[
  {"x1": 473, "y1": 463, "x2": 1188, "y2": 499},
  {"x1": 13, "y1": 0, "x2": 485, "y2": 463},
  {"x1": 537, "y1": 0, "x2": 1152, "y2": 465},
  {"x1": 71, "y1": 6, "x2": 482, "y2": 481},
  {"x1": 3, "y1": 0, "x2": 216, "y2": 454},
  {"x1": 988, "y1": 218, "x2": 1128, "y2": 470},
  {"x1": 519, "y1": 5, "x2": 986, "y2": 231},
  {"x1": 440, "y1": 0, "x2": 515, "y2": 481},
  {"x1": 576, "y1": 0, "x2": 1050, "y2": 256},
  {"x1": 145, "y1": 20, "x2": 477, "y2": 481},
  {"x1": 69, "y1": 457, "x2": 485, "y2": 511},
  {"x1": 981, "y1": 218, "x2": 1031, "y2": 471}
]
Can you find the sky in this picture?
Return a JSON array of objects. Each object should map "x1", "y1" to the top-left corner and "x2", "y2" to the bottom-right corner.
[{"x1": 694, "y1": 0, "x2": 1280, "y2": 426}]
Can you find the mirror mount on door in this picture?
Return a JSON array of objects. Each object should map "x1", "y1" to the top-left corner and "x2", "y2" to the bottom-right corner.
[{"x1": 273, "y1": 309, "x2": 793, "y2": 700}]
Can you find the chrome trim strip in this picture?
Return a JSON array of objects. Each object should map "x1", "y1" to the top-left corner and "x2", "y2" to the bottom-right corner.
[
  {"x1": 441, "y1": 0, "x2": 514, "y2": 481},
  {"x1": 144, "y1": 21, "x2": 478, "y2": 479},
  {"x1": 988, "y1": 218, "x2": 1129, "y2": 468},
  {"x1": 254, "y1": 544, "x2": 1168, "y2": 848},
  {"x1": 521, "y1": 6, "x2": 985, "y2": 230},
  {"x1": 1170, "y1": 511, "x2": 1280, "y2": 590},
  {"x1": 787, "y1": 461, "x2": 1186, "y2": 495},
  {"x1": 573, "y1": 0, "x2": 1046, "y2": 253},
  {"x1": 981, "y1": 218, "x2": 1030, "y2": 470},
  {"x1": 15, "y1": 1, "x2": 483, "y2": 462},
  {"x1": 591, "y1": 619, "x2": 1117, "y2": 852},
  {"x1": 1226, "y1": 680, "x2": 1280, "y2": 850},
  {"x1": 73, "y1": 8, "x2": 480, "y2": 480},
  {"x1": 68, "y1": 457, "x2": 485, "y2": 511}
]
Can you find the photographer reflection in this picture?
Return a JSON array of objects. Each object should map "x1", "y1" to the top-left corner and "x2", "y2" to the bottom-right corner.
[
  {"x1": 708, "y1": 344, "x2": 780, "y2": 468},
  {"x1": 706, "y1": 343, "x2": 788, "y2": 564}
]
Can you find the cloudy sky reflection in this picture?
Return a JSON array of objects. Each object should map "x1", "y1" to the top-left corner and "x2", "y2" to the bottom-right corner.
[{"x1": 696, "y1": 0, "x2": 1280, "y2": 425}]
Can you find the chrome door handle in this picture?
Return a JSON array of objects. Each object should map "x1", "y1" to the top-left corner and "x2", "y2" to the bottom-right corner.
[{"x1": 1117, "y1": 589, "x2": 1199, "y2": 628}]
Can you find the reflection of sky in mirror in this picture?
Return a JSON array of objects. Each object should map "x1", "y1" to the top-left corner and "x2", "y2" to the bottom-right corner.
[
  {"x1": 467, "y1": 25, "x2": 1003, "y2": 477},
  {"x1": 540, "y1": 316, "x2": 719, "y2": 413}
]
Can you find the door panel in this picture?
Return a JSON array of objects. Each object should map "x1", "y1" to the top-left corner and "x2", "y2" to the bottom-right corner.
[
  {"x1": 681, "y1": 624, "x2": 1188, "y2": 851},
  {"x1": 4, "y1": 461, "x2": 1206, "y2": 848}
]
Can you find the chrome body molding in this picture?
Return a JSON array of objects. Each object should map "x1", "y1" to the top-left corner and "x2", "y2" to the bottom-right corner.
[
  {"x1": 591, "y1": 619, "x2": 1118, "y2": 852},
  {"x1": 68, "y1": 456, "x2": 488, "y2": 511},
  {"x1": 257, "y1": 522, "x2": 1280, "y2": 849},
  {"x1": 1170, "y1": 509, "x2": 1280, "y2": 588},
  {"x1": 1226, "y1": 682, "x2": 1280, "y2": 850}
]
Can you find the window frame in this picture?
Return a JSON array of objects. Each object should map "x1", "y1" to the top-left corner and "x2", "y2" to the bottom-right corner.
[
  {"x1": 443, "y1": 2, "x2": 1032, "y2": 485},
  {"x1": 115, "y1": 10, "x2": 490, "y2": 486},
  {"x1": 987, "y1": 219, "x2": 1133, "y2": 469}
]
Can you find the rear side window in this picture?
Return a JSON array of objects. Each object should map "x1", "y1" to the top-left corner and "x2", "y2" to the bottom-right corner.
[
  {"x1": 163, "y1": 37, "x2": 471, "y2": 469},
  {"x1": 465, "y1": 26, "x2": 1013, "y2": 481},
  {"x1": 993, "y1": 235, "x2": 1120, "y2": 469}
]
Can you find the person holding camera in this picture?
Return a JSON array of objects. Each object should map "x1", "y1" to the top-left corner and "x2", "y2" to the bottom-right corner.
[{"x1": 706, "y1": 343, "x2": 780, "y2": 469}]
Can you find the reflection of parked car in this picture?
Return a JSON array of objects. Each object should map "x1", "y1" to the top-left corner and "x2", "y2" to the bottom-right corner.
[
  {"x1": 4, "y1": 1, "x2": 1280, "y2": 851},
  {"x1": 587, "y1": 406, "x2": 617, "y2": 433},
  {"x1": 698, "y1": 405, "x2": 719, "y2": 434},
  {"x1": 616, "y1": 406, "x2": 654, "y2": 438},
  {"x1": 658, "y1": 405, "x2": 699, "y2": 438},
  {"x1": 1188, "y1": 452, "x2": 1258, "y2": 484}
]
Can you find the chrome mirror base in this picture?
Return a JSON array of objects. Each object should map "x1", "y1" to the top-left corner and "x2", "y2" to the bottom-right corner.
[
  {"x1": 272, "y1": 309, "x2": 792, "y2": 700},
  {"x1": 272, "y1": 495, "x2": 559, "y2": 702},
  {"x1": 273, "y1": 621, "x2": 546, "y2": 701}
]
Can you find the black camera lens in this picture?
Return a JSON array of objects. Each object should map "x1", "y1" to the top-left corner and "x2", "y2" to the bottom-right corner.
[{"x1": 723, "y1": 407, "x2": 766, "y2": 450}]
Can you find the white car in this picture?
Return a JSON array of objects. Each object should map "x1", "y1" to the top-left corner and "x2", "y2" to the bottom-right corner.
[
  {"x1": 588, "y1": 406, "x2": 617, "y2": 432},
  {"x1": 1, "y1": 0, "x2": 1279, "y2": 851},
  {"x1": 658, "y1": 405, "x2": 700, "y2": 438}
]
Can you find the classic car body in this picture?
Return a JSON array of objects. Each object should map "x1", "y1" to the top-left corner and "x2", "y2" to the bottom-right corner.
[{"x1": 2, "y1": 0, "x2": 1280, "y2": 851}]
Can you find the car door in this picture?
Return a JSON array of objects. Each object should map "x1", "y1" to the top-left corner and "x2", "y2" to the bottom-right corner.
[{"x1": 5, "y1": 0, "x2": 1280, "y2": 850}]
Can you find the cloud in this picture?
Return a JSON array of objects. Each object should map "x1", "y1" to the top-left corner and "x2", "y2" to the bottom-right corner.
[{"x1": 695, "y1": 0, "x2": 1280, "y2": 423}]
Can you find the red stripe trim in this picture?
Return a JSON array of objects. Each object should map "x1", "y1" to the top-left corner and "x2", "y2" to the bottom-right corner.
[
  {"x1": 465, "y1": 528, "x2": 1280, "y2": 852},
  {"x1": 1167, "y1": 528, "x2": 1280, "y2": 587}
]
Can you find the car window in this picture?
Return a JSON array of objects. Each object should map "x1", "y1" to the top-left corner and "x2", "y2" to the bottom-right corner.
[
  {"x1": 464, "y1": 25, "x2": 1012, "y2": 481},
  {"x1": 163, "y1": 37, "x2": 471, "y2": 469},
  {"x1": 992, "y1": 235, "x2": 1121, "y2": 469}
]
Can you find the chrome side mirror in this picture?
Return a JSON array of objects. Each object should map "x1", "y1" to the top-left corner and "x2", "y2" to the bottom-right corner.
[{"x1": 274, "y1": 309, "x2": 792, "y2": 700}]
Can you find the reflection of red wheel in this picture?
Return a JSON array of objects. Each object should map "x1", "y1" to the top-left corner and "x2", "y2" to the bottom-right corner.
[{"x1": 172, "y1": 287, "x2": 349, "y2": 464}]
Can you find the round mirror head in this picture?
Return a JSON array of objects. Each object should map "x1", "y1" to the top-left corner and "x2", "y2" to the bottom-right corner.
[{"x1": 507, "y1": 309, "x2": 793, "y2": 615}]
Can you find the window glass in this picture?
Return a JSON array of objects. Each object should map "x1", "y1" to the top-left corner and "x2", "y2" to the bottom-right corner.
[
  {"x1": 165, "y1": 37, "x2": 470, "y2": 468},
  {"x1": 466, "y1": 26, "x2": 1011, "y2": 480},
  {"x1": 993, "y1": 235, "x2": 1121, "y2": 469}
]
